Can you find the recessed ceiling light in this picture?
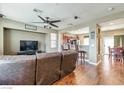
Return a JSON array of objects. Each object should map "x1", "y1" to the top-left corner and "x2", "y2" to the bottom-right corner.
[
  {"x1": 108, "y1": 7, "x2": 114, "y2": 11},
  {"x1": 109, "y1": 22, "x2": 114, "y2": 25},
  {"x1": 55, "y1": 3, "x2": 59, "y2": 5}
]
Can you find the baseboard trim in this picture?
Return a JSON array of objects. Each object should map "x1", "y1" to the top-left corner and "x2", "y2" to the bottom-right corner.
[{"x1": 86, "y1": 60, "x2": 102, "y2": 66}]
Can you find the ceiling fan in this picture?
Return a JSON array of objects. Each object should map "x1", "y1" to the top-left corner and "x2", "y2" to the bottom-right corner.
[{"x1": 32, "y1": 15, "x2": 61, "y2": 28}]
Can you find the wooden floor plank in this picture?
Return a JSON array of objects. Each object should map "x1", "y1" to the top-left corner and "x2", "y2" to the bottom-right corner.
[{"x1": 54, "y1": 55, "x2": 124, "y2": 85}]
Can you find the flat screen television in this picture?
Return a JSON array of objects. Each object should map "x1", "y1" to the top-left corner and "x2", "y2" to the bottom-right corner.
[{"x1": 20, "y1": 40, "x2": 38, "y2": 51}]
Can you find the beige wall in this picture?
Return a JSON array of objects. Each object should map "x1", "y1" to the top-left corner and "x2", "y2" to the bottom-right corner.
[
  {"x1": 0, "y1": 18, "x2": 58, "y2": 55},
  {"x1": 4, "y1": 29, "x2": 46, "y2": 55}
]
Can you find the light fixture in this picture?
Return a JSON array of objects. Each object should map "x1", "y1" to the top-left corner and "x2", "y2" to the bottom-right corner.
[
  {"x1": 74, "y1": 16, "x2": 79, "y2": 19},
  {"x1": 109, "y1": 22, "x2": 114, "y2": 25},
  {"x1": 55, "y1": 3, "x2": 59, "y2": 5},
  {"x1": 49, "y1": 27, "x2": 52, "y2": 29},
  {"x1": 0, "y1": 14, "x2": 5, "y2": 18},
  {"x1": 43, "y1": 25, "x2": 52, "y2": 29},
  {"x1": 33, "y1": 8, "x2": 42, "y2": 13},
  {"x1": 108, "y1": 7, "x2": 114, "y2": 11}
]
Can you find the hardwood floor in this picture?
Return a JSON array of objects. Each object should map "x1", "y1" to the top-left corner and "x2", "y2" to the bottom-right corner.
[{"x1": 54, "y1": 55, "x2": 124, "y2": 85}]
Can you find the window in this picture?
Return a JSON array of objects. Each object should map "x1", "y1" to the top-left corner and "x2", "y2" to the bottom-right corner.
[
  {"x1": 50, "y1": 33, "x2": 57, "y2": 48},
  {"x1": 83, "y1": 36, "x2": 89, "y2": 45}
]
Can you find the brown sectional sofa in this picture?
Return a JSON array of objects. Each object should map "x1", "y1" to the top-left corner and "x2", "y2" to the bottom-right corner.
[
  {"x1": 60, "y1": 51, "x2": 78, "y2": 78},
  {"x1": 36, "y1": 52, "x2": 61, "y2": 85},
  {"x1": 0, "y1": 50, "x2": 78, "y2": 85},
  {"x1": 0, "y1": 55, "x2": 36, "y2": 85}
]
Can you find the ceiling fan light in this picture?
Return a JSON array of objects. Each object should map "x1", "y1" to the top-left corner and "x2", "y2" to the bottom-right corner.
[
  {"x1": 0, "y1": 14, "x2": 5, "y2": 18},
  {"x1": 109, "y1": 22, "x2": 114, "y2": 25},
  {"x1": 36, "y1": 15, "x2": 60, "y2": 28},
  {"x1": 108, "y1": 7, "x2": 114, "y2": 11},
  {"x1": 33, "y1": 8, "x2": 42, "y2": 13}
]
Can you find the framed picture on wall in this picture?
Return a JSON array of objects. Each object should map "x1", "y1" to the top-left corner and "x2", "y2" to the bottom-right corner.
[
  {"x1": 25, "y1": 24, "x2": 37, "y2": 30},
  {"x1": 90, "y1": 31, "x2": 95, "y2": 39}
]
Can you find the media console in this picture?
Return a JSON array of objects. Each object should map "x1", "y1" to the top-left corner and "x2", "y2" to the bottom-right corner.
[{"x1": 17, "y1": 50, "x2": 45, "y2": 55}]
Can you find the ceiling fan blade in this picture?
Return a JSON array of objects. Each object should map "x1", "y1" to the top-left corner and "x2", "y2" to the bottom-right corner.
[
  {"x1": 32, "y1": 22, "x2": 44, "y2": 23},
  {"x1": 50, "y1": 20, "x2": 61, "y2": 23},
  {"x1": 50, "y1": 23, "x2": 58, "y2": 28},
  {"x1": 38, "y1": 15, "x2": 46, "y2": 22}
]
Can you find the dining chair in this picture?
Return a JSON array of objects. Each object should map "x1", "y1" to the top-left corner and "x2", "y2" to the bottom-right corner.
[
  {"x1": 114, "y1": 47, "x2": 123, "y2": 63},
  {"x1": 75, "y1": 45, "x2": 86, "y2": 64}
]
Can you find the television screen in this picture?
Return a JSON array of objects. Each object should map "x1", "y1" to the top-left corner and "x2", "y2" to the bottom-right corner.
[{"x1": 20, "y1": 40, "x2": 38, "y2": 51}]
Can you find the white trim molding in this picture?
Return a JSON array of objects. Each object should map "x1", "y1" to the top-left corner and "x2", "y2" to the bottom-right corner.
[{"x1": 86, "y1": 59, "x2": 102, "y2": 66}]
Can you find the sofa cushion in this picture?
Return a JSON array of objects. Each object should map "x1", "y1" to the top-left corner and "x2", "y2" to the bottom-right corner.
[
  {"x1": 36, "y1": 52, "x2": 61, "y2": 85},
  {"x1": 0, "y1": 55, "x2": 36, "y2": 85},
  {"x1": 60, "y1": 50, "x2": 78, "y2": 78}
]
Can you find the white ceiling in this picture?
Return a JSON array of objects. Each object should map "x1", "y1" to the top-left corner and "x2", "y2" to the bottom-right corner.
[
  {"x1": 100, "y1": 18, "x2": 124, "y2": 31},
  {"x1": 0, "y1": 3, "x2": 124, "y2": 31},
  {"x1": 67, "y1": 27, "x2": 89, "y2": 34}
]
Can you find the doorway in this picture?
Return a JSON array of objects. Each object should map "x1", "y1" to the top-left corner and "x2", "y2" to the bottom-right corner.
[{"x1": 103, "y1": 36, "x2": 114, "y2": 54}]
